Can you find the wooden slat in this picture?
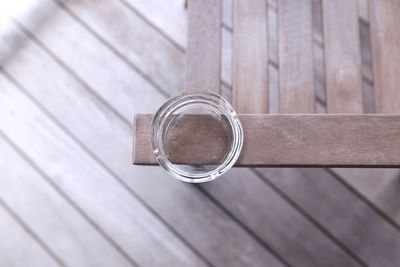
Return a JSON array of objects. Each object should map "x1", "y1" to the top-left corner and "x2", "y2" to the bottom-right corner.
[
  {"x1": 323, "y1": 0, "x2": 363, "y2": 113},
  {"x1": 233, "y1": 0, "x2": 268, "y2": 113},
  {"x1": 370, "y1": 0, "x2": 400, "y2": 113},
  {"x1": 278, "y1": 0, "x2": 315, "y2": 113},
  {"x1": 134, "y1": 114, "x2": 400, "y2": 167},
  {"x1": 185, "y1": 0, "x2": 221, "y2": 93},
  {"x1": 10, "y1": 12, "x2": 282, "y2": 266}
]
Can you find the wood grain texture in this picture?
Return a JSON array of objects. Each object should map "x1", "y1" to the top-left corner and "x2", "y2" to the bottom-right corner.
[
  {"x1": 323, "y1": 0, "x2": 363, "y2": 113},
  {"x1": 370, "y1": 0, "x2": 400, "y2": 113},
  {"x1": 278, "y1": 0, "x2": 315, "y2": 113},
  {"x1": 134, "y1": 114, "x2": 400, "y2": 167},
  {"x1": 233, "y1": 0, "x2": 268, "y2": 113},
  {"x1": 185, "y1": 0, "x2": 221, "y2": 92},
  {"x1": 9, "y1": 15, "x2": 283, "y2": 266}
]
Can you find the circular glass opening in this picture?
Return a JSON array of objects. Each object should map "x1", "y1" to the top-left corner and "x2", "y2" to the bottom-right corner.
[{"x1": 151, "y1": 91, "x2": 243, "y2": 183}]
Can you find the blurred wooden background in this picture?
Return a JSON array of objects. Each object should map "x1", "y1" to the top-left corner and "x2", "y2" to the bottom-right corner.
[{"x1": 0, "y1": 0, "x2": 399, "y2": 266}]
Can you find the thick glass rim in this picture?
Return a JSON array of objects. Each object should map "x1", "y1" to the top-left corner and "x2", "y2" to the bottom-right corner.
[{"x1": 150, "y1": 91, "x2": 244, "y2": 183}]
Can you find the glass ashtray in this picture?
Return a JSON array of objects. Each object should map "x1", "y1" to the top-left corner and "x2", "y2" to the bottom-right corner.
[{"x1": 150, "y1": 91, "x2": 243, "y2": 183}]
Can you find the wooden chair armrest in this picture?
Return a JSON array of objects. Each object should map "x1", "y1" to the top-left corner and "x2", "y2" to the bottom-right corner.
[{"x1": 133, "y1": 114, "x2": 400, "y2": 167}]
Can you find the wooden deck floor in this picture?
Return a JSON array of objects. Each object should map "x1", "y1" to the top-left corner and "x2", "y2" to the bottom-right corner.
[{"x1": 0, "y1": 0, "x2": 399, "y2": 266}]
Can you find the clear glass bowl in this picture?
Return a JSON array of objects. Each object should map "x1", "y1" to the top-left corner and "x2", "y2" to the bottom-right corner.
[{"x1": 151, "y1": 91, "x2": 243, "y2": 183}]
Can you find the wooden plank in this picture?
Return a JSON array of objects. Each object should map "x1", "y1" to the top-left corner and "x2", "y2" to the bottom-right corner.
[
  {"x1": 134, "y1": 114, "x2": 400, "y2": 167},
  {"x1": 0, "y1": 137, "x2": 134, "y2": 267},
  {"x1": 185, "y1": 0, "x2": 221, "y2": 93},
  {"x1": 323, "y1": 0, "x2": 363, "y2": 113},
  {"x1": 0, "y1": 203, "x2": 60, "y2": 267},
  {"x1": 233, "y1": 0, "x2": 268, "y2": 113},
  {"x1": 370, "y1": 0, "x2": 400, "y2": 113},
  {"x1": 7, "y1": 19, "x2": 283, "y2": 267},
  {"x1": 278, "y1": 0, "x2": 315, "y2": 113}
]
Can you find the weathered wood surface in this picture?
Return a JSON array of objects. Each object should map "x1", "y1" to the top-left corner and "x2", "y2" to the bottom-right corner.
[
  {"x1": 370, "y1": 0, "x2": 400, "y2": 113},
  {"x1": 233, "y1": 0, "x2": 268, "y2": 113},
  {"x1": 185, "y1": 0, "x2": 221, "y2": 93},
  {"x1": 134, "y1": 114, "x2": 400, "y2": 167},
  {"x1": 323, "y1": 0, "x2": 363, "y2": 113},
  {"x1": 278, "y1": 0, "x2": 315, "y2": 113},
  {"x1": 2, "y1": 0, "x2": 400, "y2": 266}
]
